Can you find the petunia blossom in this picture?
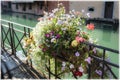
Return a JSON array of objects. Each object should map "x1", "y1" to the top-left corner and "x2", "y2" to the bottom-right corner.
[
  {"x1": 75, "y1": 51, "x2": 80, "y2": 57},
  {"x1": 45, "y1": 33, "x2": 50, "y2": 38},
  {"x1": 85, "y1": 57, "x2": 92, "y2": 64},
  {"x1": 95, "y1": 70, "x2": 102, "y2": 76},
  {"x1": 56, "y1": 34, "x2": 61, "y2": 39},
  {"x1": 87, "y1": 23, "x2": 95, "y2": 30}
]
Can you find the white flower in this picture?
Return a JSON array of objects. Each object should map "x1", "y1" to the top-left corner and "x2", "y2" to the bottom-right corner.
[
  {"x1": 79, "y1": 66, "x2": 84, "y2": 72},
  {"x1": 61, "y1": 27, "x2": 67, "y2": 31},
  {"x1": 87, "y1": 13, "x2": 90, "y2": 17},
  {"x1": 62, "y1": 62, "x2": 66, "y2": 66},
  {"x1": 52, "y1": 8, "x2": 59, "y2": 13},
  {"x1": 49, "y1": 13, "x2": 54, "y2": 17},
  {"x1": 70, "y1": 64, "x2": 74, "y2": 69},
  {"x1": 51, "y1": 38, "x2": 56, "y2": 43},
  {"x1": 81, "y1": 9, "x2": 85, "y2": 13}
]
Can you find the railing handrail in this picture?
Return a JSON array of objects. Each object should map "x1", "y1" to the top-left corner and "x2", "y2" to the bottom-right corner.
[
  {"x1": 0, "y1": 19, "x2": 33, "y2": 30},
  {"x1": 83, "y1": 42, "x2": 119, "y2": 54}
]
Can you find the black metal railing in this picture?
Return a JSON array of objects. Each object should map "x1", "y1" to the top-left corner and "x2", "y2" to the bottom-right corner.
[{"x1": 1, "y1": 19, "x2": 119, "y2": 79}]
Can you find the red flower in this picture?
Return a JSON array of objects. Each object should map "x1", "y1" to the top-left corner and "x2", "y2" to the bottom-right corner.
[
  {"x1": 73, "y1": 71, "x2": 83, "y2": 77},
  {"x1": 87, "y1": 23, "x2": 95, "y2": 30}
]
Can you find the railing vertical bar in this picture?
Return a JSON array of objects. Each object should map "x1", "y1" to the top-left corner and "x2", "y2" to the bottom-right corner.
[
  {"x1": 1, "y1": 25, "x2": 4, "y2": 48},
  {"x1": 11, "y1": 23, "x2": 16, "y2": 56},
  {"x1": 88, "y1": 45, "x2": 91, "y2": 79},
  {"x1": 28, "y1": 28, "x2": 32, "y2": 67},
  {"x1": 28, "y1": 28, "x2": 30, "y2": 37},
  {"x1": 49, "y1": 59, "x2": 51, "y2": 79},
  {"x1": 101, "y1": 49, "x2": 105, "y2": 78},
  {"x1": 55, "y1": 57, "x2": 57, "y2": 79},
  {"x1": 9, "y1": 22, "x2": 14, "y2": 55}
]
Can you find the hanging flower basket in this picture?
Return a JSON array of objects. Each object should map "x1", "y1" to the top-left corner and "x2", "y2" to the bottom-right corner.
[{"x1": 22, "y1": 3, "x2": 110, "y2": 79}]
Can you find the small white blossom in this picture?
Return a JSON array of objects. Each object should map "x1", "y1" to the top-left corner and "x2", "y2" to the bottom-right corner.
[
  {"x1": 62, "y1": 62, "x2": 66, "y2": 67},
  {"x1": 51, "y1": 38, "x2": 56, "y2": 43},
  {"x1": 81, "y1": 9, "x2": 85, "y2": 13},
  {"x1": 79, "y1": 66, "x2": 84, "y2": 72},
  {"x1": 87, "y1": 13, "x2": 90, "y2": 17},
  {"x1": 70, "y1": 64, "x2": 74, "y2": 69}
]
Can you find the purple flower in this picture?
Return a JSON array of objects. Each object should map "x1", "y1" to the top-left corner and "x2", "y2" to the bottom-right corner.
[
  {"x1": 56, "y1": 34, "x2": 61, "y2": 39},
  {"x1": 45, "y1": 33, "x2": 50, "y2": 38},
  {"x1": 85, "y1": 57, "x2": 92, "y2": 64},
  {"x1": 57, "y1": 20, "x2": 63, "y2": 25},
  {"x1": 95, "y1": 70, "x2": 102, "y2": 76},
  {"x1": 50, "y1": 31, "x2": 54, "y2": 36},
  {"x1": 61, "y1": 66, "x2": 65, "y2": 71},
  {"x1": 75, "y1": 52, "x2": 80, "y2": 57},
  {"x1": 93, "y1": 48, "x2": 96, "y2": 54}
]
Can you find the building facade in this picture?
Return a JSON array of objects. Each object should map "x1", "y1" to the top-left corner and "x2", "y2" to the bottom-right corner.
[{"x1": 1, "y1": 1, "x2": 119, "y2": 19}]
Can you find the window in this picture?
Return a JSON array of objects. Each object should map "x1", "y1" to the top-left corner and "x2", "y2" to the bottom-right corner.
[
  {"x1": 16, "y1": 4, "x2": 18, "y2": 9},
  {"x1": 23, "y1": 4, "x2": 26, "y2": 11},
  {"x1": 40, "y1": 1, "x2": 44, "y2": 9},
  {"x1": 88, "y1": 7, "x2": 94, "y2": 12},
  {"x1": 29, "y1": 3, "x2": 32, "y2": 10}
]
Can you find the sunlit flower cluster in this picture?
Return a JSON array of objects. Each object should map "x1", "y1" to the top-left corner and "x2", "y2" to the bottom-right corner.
[{"x1": 22, "y1": 3, "x2": 109, "y2": 78}]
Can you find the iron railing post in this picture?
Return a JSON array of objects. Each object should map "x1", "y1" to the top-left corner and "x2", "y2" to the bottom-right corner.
[{"x1": 101, "y1": 49, "x2": 105, "y2": 78}]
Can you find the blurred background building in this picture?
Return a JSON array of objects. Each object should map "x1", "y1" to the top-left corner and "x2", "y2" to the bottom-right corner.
[{"x1": 1, "y1": 1, "x2": 119, "y2": 19}]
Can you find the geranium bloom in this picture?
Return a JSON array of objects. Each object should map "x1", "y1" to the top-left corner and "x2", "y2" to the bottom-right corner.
[
  {"x1": 75, "y1": 36, "x2": 85, "y2": 43},
  {"x1": 85, "y1": 57, "x2": 92, "y2": 64},
  {"x1": 87, "y1": 23, "x2": 95, "y2": 30},
  {"x1": 73, "y1": 71, "x2": 83, "y2": 77},
  {"x1": 75, "y1": 52, "x2": 80, "y2": 57}
]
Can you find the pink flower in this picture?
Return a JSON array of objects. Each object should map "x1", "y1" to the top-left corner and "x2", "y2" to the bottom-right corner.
[
  {"x1": 45, "y1": 33, "x2": 50, "y2": 38},
  {"x1": 75, "y1": 36, "x2": 85, "y2": 43}
]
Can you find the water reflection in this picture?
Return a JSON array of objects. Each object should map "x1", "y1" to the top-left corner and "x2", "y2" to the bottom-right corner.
[{"x1": 2, "y1": 12, "x2": 42, "y2": 22}]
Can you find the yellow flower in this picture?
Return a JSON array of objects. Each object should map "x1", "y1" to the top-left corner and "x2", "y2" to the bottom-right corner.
[
  {"x1": 71, "y1": 40, "x2": 78, "y2": 47},
  {"x1": 27, "y1": 39, "x2": 32, "y2": 44}
]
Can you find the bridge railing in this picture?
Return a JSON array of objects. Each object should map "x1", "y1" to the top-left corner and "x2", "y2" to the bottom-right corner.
[{"x1": 1, "y1": 19, "x2": 119, "y2": 79}]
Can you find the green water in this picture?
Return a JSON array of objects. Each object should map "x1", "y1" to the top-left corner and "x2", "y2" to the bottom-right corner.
[{"x1": 1, "y1": 12, "x2": 119, "y2": 78}]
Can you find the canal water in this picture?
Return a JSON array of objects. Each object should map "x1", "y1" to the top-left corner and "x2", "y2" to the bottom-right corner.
[{"x1": 1, "y1": 12, "x2": 119, "y2": 78}]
